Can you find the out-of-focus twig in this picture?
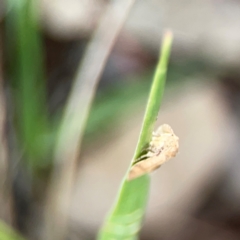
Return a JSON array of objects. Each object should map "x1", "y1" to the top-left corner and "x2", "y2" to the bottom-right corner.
[
  {"x1": 44, "y1": 0, "x2": 136, "y2": 239},
  {"x1": 0, "y1": 31, "x2": 14, "y2": 225}
]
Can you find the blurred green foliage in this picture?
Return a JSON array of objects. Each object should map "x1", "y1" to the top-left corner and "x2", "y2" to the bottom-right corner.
[
  {"x1": 6, "y1": 0, "x2": 49, "y2": 171},
  {"x1": 0, "y1": 221, "x2": 25, "y2": 240}
]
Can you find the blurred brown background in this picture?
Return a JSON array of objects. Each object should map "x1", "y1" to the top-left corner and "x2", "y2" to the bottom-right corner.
[{"x1": 2, "y1": 0, "x2": 240, "y2": 239}]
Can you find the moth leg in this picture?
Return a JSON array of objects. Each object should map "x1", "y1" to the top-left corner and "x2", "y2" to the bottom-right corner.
[
  {"x1": 155, "y1": 145, "x2": 164, "y2": 156},
  {"x1": 150, "y1": 143, "x2": 164, "y2": 156},
  {"x1": 133, "y1": 152, "x2": 152, "y2": 163},
  {"x1": 134, "y1": 143, "x2": 164, "y2": 163},
  {"x1": 134, "y1": 146, "x2": 152, "y2": 161}
]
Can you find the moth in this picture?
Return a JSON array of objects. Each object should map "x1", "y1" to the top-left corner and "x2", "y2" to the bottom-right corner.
[{"x1": 128, "y1": 124, "x2": 179, "y2": 180}]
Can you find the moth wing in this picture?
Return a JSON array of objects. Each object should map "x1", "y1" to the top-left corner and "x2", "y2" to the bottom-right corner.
[{"x1": 128, "y1": 154, "x2": 166, "y2": 180}]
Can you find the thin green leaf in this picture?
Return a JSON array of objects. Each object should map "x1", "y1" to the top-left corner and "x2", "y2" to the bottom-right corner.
[
  {"x1": 6, "y1": 0, "x2": 49, "y2": 170},
  {"x1": 98, "y1": 31, "x2": 173, "y2": 240}
]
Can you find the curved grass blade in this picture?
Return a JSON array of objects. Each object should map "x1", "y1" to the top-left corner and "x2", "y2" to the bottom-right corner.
[{"x1": 98, "y1": 31, "x2": 173, "y2": 240}]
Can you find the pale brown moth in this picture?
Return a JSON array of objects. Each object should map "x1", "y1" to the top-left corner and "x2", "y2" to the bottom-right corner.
[{"x1": 128, "y1": 124, "x2": 179, "y2": 180}]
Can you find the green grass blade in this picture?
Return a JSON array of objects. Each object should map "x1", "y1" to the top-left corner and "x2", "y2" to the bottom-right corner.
[
  {"x1": 6, "y1": 0, "x2": 49, "y2": 170},
  {"x1": 98, "y1": 31, "x2": 173, "y2": 240},
  {"x1": 133, "y1": 31, "x2": 173, "y2": 160}
]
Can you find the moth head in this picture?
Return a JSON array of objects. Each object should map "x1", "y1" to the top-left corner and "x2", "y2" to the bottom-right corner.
[{"x1": 157, "y1": 124, "x2": 174, "y2": 135}]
